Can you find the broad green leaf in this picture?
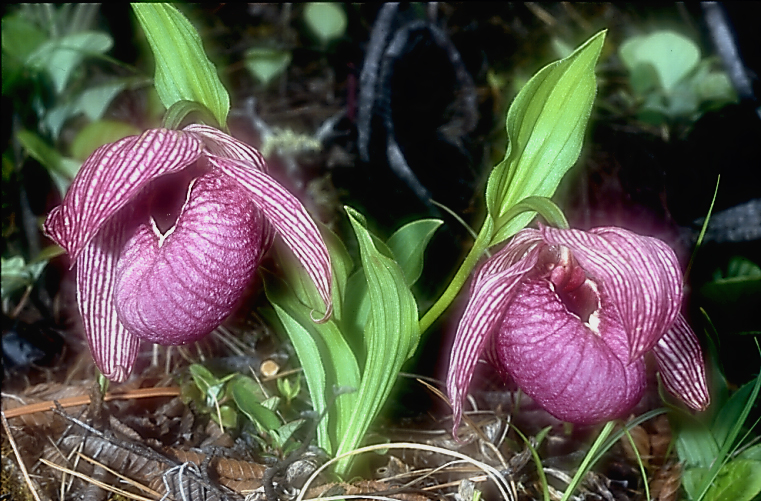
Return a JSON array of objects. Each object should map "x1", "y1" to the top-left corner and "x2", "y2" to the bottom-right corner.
[
  {"x1": 244, "y1": 48, "x2": 291, "y2": 86},
  {"x1": 334, "y1": 207, "x2": 419, "y2": 476},
  {"x1": 682, "y1": 467, "x2": 708, "y2": 500},
  {"x1": 70, "y1": 120, "x2": 142, "y2": 161},
  {"x1": 674, "y1": 414, "x2": 719, "y2": 469},
  {"x1": 272, "y1": 419, "x2": 305, "y2": 449},
  {"x1": 346, "y1": 219, "x2": 441, "y2": 339},
  {"x1": 696, "y1": 71, "x2": 736, "y2": 104},
  {"x1": 26, "y1": 31, "x2": 112, "y2": 94},
  {"x1": 1, "y1": 14, "x2": 47, "y2": 62},
  {"x1": 303, "y1": 3, "x2": 347, "y2": 45},
  {"x1": 16, "y1": 129, "x2": 81, "y2": 194},
  {"x1": 702, "y1": 257, "x2": 761, "y2": 304},
  {"x1": 386, "y1": 219, "x2": 442, "y2": 287},
  {"x1": 620, "y1": 30, "x2": 700, "y2": 94},
  {"x1": 268, "y1": 301, "x2": 330, "y2": 451},
  {"x1": 210, "y1": 405, "x2": 238, "y2": 429},
  {"x1": 738, "y1": 444, "x2": 761, "y2": 461},
  {"x1": 711, "y1": 379, "x2": 758, "y2": 451},
  {"x1": 273, "y1": 288, "x2": 360, "y2": 448},
  {"x1": 703, "y1": 459, "x2": 761, "y2": 501},
  {"x1": 1, "y1": 256, "x2": 47, "y2": 300},
  {"x1": 132, "y1": 3, "x2": 230, "y2": 128},
  {"x1": 230, "y1": 375, "x2": 282, "y2": 432},
  {"x1": 692, "y1": 371, "x2": 761, "y2": 501},
  {"x1": 485, "y1": 30, "x2": 605, "y2": 245},
  {"x1": 188, "y1": 364, "x2": 231, "y2": 410}
]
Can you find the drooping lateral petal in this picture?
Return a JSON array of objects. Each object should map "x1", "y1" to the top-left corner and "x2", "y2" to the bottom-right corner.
[
  {"x1": 652, "y1": 315, "x2": 710, "y2": 411},
  {"x1": 44, "y1": 129, "x2": 203, "y2": 261},
  {"x1": 446, "y1": 247, "x2": 540, "y2": 434},
  {"x1": 540, "y1": 225, "x2": 683, "y2": 360},
  {"x1": 76, "y1": 214, "x2": 140, "y2": 382},
  {"x1": 114, "y1": 171, "x2": 267, "y2": 345},
  {"x1": 208, "y1": 156, "x2": 333, "y2": 321}
]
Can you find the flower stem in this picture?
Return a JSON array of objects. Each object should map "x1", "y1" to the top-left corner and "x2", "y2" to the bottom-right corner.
[{"x1": 418, "y1": 217, "x2": 493, "y2": 334}]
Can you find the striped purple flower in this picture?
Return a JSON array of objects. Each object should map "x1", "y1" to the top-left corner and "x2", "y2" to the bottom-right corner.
[
  {"x1": 45, "y1": 125, "x2": 332, "y2": 382},
  {"x1": 447, "y1": 225, "x2": 709, "y2": 429}
]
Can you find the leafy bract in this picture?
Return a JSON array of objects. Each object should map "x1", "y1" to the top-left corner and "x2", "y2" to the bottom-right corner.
[
  {"x1": 486, "y1": 30, "x2": 605, "y2": 245},
  {"x1": 132, "y1": 3, "x2": 230, "y2": 128}
]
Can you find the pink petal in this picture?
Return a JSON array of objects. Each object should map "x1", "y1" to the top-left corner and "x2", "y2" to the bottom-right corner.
[
  {"x1": 652, "y1": 315, "x2": 710, "y2": 411},
  {"x1": 540, "y1": 225, "x2": 683, "y2": 360},
  {"x1": 495, "y1": 279, "x2": 646, "y2": 424},
  {"x1": 76, "y1": 214, "x2": 140, "y2": 382},
  {"x1": 113, "y1": 171, "x2": 267, "y2": 345},
  {"x1": 446, "y1": 244, "x2": 540, "y2": 434},
  {"x1": 184, "y1": 124, "x2": 268, "y2": 170},
  {"x1": 208, "y1": 156, "x2": 333, "y2": 321},
  {"x1": 44, "y1": 129, "x2": 203, "y2": 261}
]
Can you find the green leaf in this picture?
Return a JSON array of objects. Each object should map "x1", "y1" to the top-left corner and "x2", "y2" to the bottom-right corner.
[
  {"x1": 132, "y1": 3, "x2": 230, "y2": 128},
  {"x1": 334, "y1": 207, "x2": 420, "y2": 476},
  {"x1": 711, "y1": 379, "x2": 758, "y2": 451},
  {"x1": 620, "y1": 30, "x2": 700, "y2": 94},
  {"x1": 683, "y1": 467, "x2": 708, "y2": 500},
  {"x1": 70, "y1": 120, "x2": 142, "y2": 161},
  {"x1": 702, "y1": 257, "x2": 761, "y2": 304},
  {"x1": 268, "y1": 300, "x2": 330, "y2": 450},
  {"x1": 674, "y1": 414, "x2": 720, "y2": 469},
  {"x1": 693, "y1": 371, "x2": 761, "y2": 501},
  {"x1": 703, "y1": 459, "x2": 761, "y2": 501},
  {"x1": 26, "y1": 31, "x2": 113, "y2": 94},
  {"x1": 1, "y1": 14, "x2": 47, "y2": 62},
  {"x1": 229, "y1": 375, "x2": 282, "y2": 432},
  {"x1": 738, "y1": 444, "x2": 761, "y2": 461},
  {"x1": 386, "y1": 219, "x2": 442, "y2": 287},
  {"x1": 211, "y1": 405, "x2": 238, "y2": 429},
  {"x1": 303, "y1": 3, "x2": 347, "y2": 45},
  {"x1": 485, "y1": 30, "x2": 605, "y2": 245},
  {"x1": 16, "y1": 129, "x2": 81, "y2": 194},
  {"x1": 1, "y1": 256, "x2": 47, "y2": 300},
  {"x1": 271, "y1": 419, "x2": 305, "y2": 449},
  {"x1": 188, "y1": 364, "x2": 227, "y2": 407},
  {"x1": 244, "y1": 48, "x2": 291, "y2": 86}
]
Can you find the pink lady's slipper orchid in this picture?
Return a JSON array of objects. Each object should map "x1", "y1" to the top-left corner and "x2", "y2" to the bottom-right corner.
[
  {"x1": 447, "y1": 225, "x2": 709, "y2": 429},
  {"x1": 45, "y1": 125, "x2": 332, "y2": 382}
]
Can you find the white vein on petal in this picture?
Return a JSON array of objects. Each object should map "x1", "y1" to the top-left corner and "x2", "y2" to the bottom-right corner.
[
  {"x1": 447, "y1": 247, "x2": 539, "y2": 431},
  {"x1": 76, "y1": 217, "x2": 139, "y2": 381},
  {"x1": 653, "y1": 315, "x2": 710, "y2": 411}
]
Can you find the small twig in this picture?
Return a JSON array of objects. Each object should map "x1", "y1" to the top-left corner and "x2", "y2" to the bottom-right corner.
[
  {"x1": 2, "y1": 386, "x2": 181, "y2": 418},
  {"x1": 40, "y1": 457, "x2": 158, "y2": 501},
  {"x1": 1, "y1": 411, "x2": 43, "y2": 501},
  {"x1": 76, "y1": 451, "x2": 163, "y2": 498}
]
